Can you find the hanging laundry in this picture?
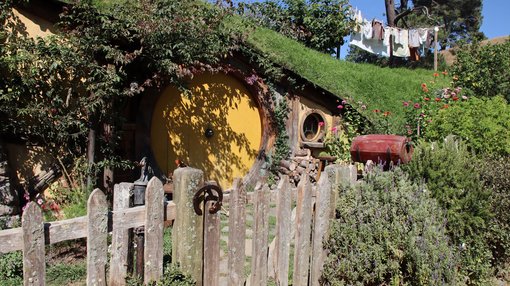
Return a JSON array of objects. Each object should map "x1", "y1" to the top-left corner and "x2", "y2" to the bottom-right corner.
[
  {"x1": 372, "y1": 19, "x2": 384, "y2": 41},
  {"x1": 349, "y1": 20, "x2": 390, "y2": 57},
  {"x1": 392, "y1": 29, "x2": 410, "y2": 57},
  {"x1": 408, "y1": 29, "x2": 421, "y2": 48},
  {"x1": 417, "y1": 28, "x2": 429, "y2": 45},
  {"x1": 409, "y1": 47, "x2": 420, "y2": 61}
]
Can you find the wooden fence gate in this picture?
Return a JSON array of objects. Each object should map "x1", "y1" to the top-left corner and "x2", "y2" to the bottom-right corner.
[{"x1": 0, "y1": 164, "x2": 357, "y2": 286}]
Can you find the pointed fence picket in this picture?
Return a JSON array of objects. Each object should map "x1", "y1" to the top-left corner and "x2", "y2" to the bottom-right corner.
[{"x1": 0, "y1": 164, "x2": 357, "y2": 286}]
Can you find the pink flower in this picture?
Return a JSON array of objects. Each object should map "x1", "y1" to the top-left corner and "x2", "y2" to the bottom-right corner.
[
  {"x1": 341, "y1": 100, "x2": 347, "y2": 105},
  {"x1": 337, "y1": 105, "x2": 344, "y2": 109},
  {"x1": 318, "y1": 121, "x2": 324, "y2": 127},
  {"x1": 414, "y1": 103, "x2": 420, "y2": 109},
  {"x1": 361, "y1": 105, "x2": 367, "y2": 110},
  {"x1": 403, "y1": 101, "x2": 409, "y2": 107},
  {"x1": 331, "y1": 127, "x2": 338, "y2": 132},
  {"x1": 37, "y1": 198, "x2": 43, "y2": 205}
]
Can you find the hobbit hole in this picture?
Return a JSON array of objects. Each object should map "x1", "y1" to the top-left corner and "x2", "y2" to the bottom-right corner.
[{"x1": 150, "y1": 73, "x2": 262, "y2": 189}]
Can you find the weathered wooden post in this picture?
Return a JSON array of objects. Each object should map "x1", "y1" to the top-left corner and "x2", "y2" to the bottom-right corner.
[
  {"x1": 172, "y1": 167, "x2": 204, "y2": 285},
  {"x1": 109, "y1": 183, "x2": 133, "y2": 286},
  {"x1": 325, "y1": 164, "x2": 357, "y2": 218},
  {"x1": 87, "y1": 189, "x2": 108, "y2": 286},
  {"x1": 22, "y1": 202, "x2": 45, "y2": 286}
]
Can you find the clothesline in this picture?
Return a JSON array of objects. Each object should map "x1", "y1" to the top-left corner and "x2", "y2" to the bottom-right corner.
[{"x1": 349, "y1": 8, "x2": 441, "y2": 61}]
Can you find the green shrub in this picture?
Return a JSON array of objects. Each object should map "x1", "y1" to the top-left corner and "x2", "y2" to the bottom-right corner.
[
  {"x1": 47, "y1": 262, "x2": 86, "y2": 285},
  {"x1": 479, "y1": 156, "x2": 510, "y2": 277},
  {"x1": 0, "y1": 251, "x2": 23, "y2": 281},
  {"x1": 425, "y1": 96, "x2": 510, "y2": 156},
  {"x1": 451, "y1": 40, "x2": 510, "y2": 101},
  {"x1": 402, "y1": 138, "x2": 493, "y2": 284},
  {"x1": 321, "y1": 168, "x2": 457, "y2": 286}
]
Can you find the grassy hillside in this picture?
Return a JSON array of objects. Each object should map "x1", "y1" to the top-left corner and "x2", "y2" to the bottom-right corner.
[{"x1": 245, "y1": 27, "x2": 449, "y2": 129}]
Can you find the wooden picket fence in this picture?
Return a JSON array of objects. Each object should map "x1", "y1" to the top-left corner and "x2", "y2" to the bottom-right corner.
[{"x1": 0, "y1": 164, "x2": 357, "y2": 286}]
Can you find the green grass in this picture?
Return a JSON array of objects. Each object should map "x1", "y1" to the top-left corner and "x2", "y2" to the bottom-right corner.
[{"x1": 245, "y1": 27, "x2": 450, "y2": 128}]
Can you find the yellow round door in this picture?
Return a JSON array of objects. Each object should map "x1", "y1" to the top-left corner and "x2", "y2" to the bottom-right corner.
[{"x1": 151, "y1": 73, "x2": 262, "y2": 189}]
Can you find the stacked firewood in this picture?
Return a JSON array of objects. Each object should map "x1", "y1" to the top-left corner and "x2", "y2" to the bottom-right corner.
[{"x1": 277, "y1": 148, "x2": 319, "y2": 186}]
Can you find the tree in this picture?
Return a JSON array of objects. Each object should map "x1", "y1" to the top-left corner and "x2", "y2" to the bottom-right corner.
[
  {"x1": 0, "y1": 0, "x2": 241, "y2": 189},
  {"x1": 236, "y1": 0, "x2": 353, "y2": 58}
]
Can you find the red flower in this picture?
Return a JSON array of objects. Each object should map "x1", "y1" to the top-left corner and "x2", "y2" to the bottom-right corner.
[
  {"x1": 442, "y1": 70, "x2": 448, "y2": 75},
  {"x1": 433, "y1": 72, "x2": 439, "y2": 77},
  {"x1": 318, "y1": 122, "x2": 324, "y2": 127},
  {"x1": 337, "y1": 105, "x2": 344, "y2": 109},
  {"x1": 403, "y1": 101, "x2": 409, "y2": 107},
  {"x1": 442, "y1": 104, "x2": 449, "y2": 109},
  {"x1": 435, "y1": 97, "x2": 441, "y2": 102},
  {"x1": 452, "y1": 96, "x2": 459, "y2": 101},
  {"x1": 373, "y1": 109, "x2": 380, "y2": 113},
  {"x1": 424, "y1": 97, "x2": 430, "y2": 101},
  {"x1": 383, "y1": 111, "x2": 391, "y2": 117},
  {"x1": 421, "y1": 83, "x2": 427, "y2": 88},
  {"x1": 414, "y1": 103, "x2": 420, "y2": 109}
]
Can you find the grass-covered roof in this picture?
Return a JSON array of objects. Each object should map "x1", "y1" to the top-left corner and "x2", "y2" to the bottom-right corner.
[{"x1": 244, "y1": 27, "x2": 449, "y2": 127}]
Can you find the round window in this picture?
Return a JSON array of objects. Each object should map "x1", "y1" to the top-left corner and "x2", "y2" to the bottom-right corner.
[{"x1": 301, "y1": 112, "x2": 325, "y2": 142}]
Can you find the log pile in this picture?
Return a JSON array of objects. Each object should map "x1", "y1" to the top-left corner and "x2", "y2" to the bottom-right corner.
[{"x1": 276, "y1": 148, "x2": 320, "y2": 187}]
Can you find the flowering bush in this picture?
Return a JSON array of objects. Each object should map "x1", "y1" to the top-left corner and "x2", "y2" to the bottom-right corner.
[
  {"x1": 22, "y1": 192, "x2": 62, "y2": 220},
  {"x1": 322, "y1": 99, "x2": 363, "y2": 163},
  {"x1": 403, "y1": 73, "x2": 466, "y2": 140}
]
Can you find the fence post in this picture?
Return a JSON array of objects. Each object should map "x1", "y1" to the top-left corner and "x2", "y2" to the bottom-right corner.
[
  {"x1": 310, "y1": 171, "x2": 332, "y2": 286},
  {"x1": 227, "y1": 178, "x2": 246, "y2": 286},
  {"x1": 292, "y1": 173, "x2": 313, "y2": 286},
  {"x1": 109, "y1": 183, "x2": 133, "y2": 286},
  {"x1": 326, "y1": 164, "x2": 357, "y2": 218},
  {"x1": 144, "y1": 177, "x2": 164, "y2": 284},
  {"x1": 275, "y1": 176, "x2": 292, "y2": 286},
  {"x1": 22, "y1": 202, "x2": 45, "y2": 286},
  {"x1": 87, "y1": 189, "x2": 108, "y2": 286},
  {"x1": 250, "y1": 183, "x2": 270, "y2": 286},
  {"x1": 203, "y1": 199, "x2": 220, "y2": 286},
  {"x1": 172, "y1": 167, "x2": 204, "y2": 285}
]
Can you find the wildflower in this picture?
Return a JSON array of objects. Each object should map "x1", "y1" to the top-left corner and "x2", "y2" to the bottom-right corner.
[
  {"x1": 383, "y1": 111, "x2": 391, "y2": 117},
  {"x1": 403, "y1": 101, "x2": 409, "y2": 107},
  {"x1": 442, "y1": 104, "x2": 449, "y2": 109},
  {"x1": 443, "y1": 93, "x2": 451, "y2": 99},
  {"x1": 331, "y1": 127, "x2": 338, "y2": 133},
  {"x1": 37, "y1": 198, "x2": 43, "y2": 205},
  {"x1": 433, "y1": 72, "x2": 439, "y2": 77},
  {"x1": 341, "y1": 100, "x2": 347, "y2": 105},
  {"x1": 420, "y1": 113, "x2": 425, "y2": 117},
  {"x1": 318, "y1": 121, "x2": 324, "y2": 127},
  {"x1": 424, "y1": 97, "x2": 430, "y2": 101},
  {"x1": 337, "y1": 105, "x2": 344, "y2": 109},
  {"x1": 427, "y1": 119, "x2": 432, "y2": 123},
  {"x1": 453, "y1": 75, "x2": 459, "y2": 81},
  {"x1": 421, "y1": 83, "x2": 427, "y2": 88},
  {"x1": 413, "y1": 103, "x2": 420, "y2": 109},
  {"x1": 442, "y1": 70, "x2": 448, "y2": 76},
  {"x1": 361, "y1": 104, "x2": 367, "y2": 110},
  {"x1": 407, "y1": 129, "x2": 413, "y2": 135},
  {"x1": 435, "y1": 97, "x2": 441, "y2": 102},
  {"x1": 462, "y1": 95, "x2": 468, "y2": 100},
  {"x1": 452, "y1": 96, "x2": 459, "y2": 101},
  {"x1": 373, "y1": 109, "x2": 380, "y2": 113},
  {"x1": 422, "y1": 87, "x2": 429, "y2": 93}
]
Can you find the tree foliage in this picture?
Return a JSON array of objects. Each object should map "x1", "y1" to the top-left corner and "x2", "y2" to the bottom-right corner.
[
  {"x1": 451, "y1": 40, "x2": 510, "y2": 101},
  {"x1": 0, "y1": 0, "x2": 241, "y2": 170},
  {"x1": 236, "y1": 0, "x2": 353, "y2": 57}
]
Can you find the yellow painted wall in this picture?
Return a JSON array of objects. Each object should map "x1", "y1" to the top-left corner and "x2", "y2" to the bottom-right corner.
[
  {"x1": 12, "y1": 8, "x2": 55, "y2": 38},
  {"x1": 151, "y1": 73, "x2": 262, "y2": 189}
]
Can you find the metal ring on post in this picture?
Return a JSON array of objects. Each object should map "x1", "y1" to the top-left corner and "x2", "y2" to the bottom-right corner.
[{"x1": 192, "y1": 184, "x2": 223, "y2": 216}]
